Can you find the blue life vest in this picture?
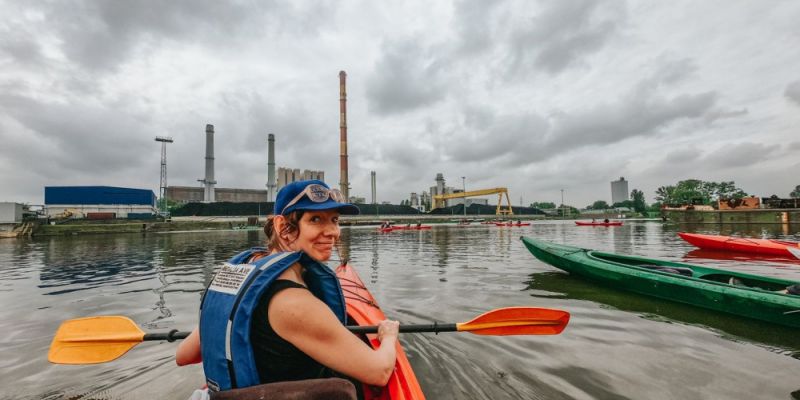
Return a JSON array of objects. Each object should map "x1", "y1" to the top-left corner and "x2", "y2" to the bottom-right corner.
[{"x1": 199, "y1": 248, "x2": 347, "y2": 392}]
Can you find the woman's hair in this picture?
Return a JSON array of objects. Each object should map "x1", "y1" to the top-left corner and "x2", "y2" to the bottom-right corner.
[{"x1": 264, "y1": 211, "x2": 305, "y2": 251}]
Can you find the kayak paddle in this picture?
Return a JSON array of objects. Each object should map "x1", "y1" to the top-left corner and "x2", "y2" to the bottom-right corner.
[{"x1": 49, "y1": 307, "x2": 569, "y2": 365}]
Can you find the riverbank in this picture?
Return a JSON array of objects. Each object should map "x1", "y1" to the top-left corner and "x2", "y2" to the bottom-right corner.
[{"x1": 24, "y1": 214, "x2": 551, "y2": 237}]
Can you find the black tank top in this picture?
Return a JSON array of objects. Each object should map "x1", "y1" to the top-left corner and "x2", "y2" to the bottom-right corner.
[{"x1": 250, "y1": 279, "x2": 330, "y2": 383}]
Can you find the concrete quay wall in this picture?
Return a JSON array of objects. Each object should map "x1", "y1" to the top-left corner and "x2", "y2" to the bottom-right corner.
[{"x1": 663, "y1": 209, "x2": 800, "y2": 224}]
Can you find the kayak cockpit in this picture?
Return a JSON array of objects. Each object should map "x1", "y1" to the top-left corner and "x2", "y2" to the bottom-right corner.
[{"x1": 589, "y1": 252, "x2": 696, "y2": 277}]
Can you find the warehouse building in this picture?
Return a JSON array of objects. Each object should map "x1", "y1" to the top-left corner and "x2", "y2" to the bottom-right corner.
[{"x1": 44, "y1": 186, "x2": 157, "y2": 219}]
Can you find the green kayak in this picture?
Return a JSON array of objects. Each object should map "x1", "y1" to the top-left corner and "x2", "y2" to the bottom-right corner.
[{"x1": 520, "y1": 237, "x2": 800, "y2": 328}]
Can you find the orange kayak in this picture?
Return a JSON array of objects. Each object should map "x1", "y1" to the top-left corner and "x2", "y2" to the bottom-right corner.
[
  {"x1": 678, "y1": 232, "x2": 800, "y2": 258},
  {"x1": 335, "y1": 264, "x2": 425, "y2": 400}
]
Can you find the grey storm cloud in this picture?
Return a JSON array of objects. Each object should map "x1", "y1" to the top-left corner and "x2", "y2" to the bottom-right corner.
[
  {"x1": 9, "y1": 1, "x2": 334, "y2": 73},
  {"x1": 0, "y1": 93, "x2": 151, "y2": 175},
  {"x1": 786, "y1": 81, "x2": 800, "y2": 106},
  {"x1": 446, "y1": 109, "x2": 550, "y2": 164},
  {"x1": 506, "y1": 0, "x2": 625, "y2": 75},
  {"x1": 365, "y1": 40, "x2": 448, "y2": 115},
  {"x1": 546, "y1": 86, "x2": 717, "y2": 151},
  {"x1": 703, "y1": 142, "x2": 780, "y2": 169}
]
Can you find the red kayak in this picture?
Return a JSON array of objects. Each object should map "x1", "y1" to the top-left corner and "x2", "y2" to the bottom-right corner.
[
  {"x1": 493, "y1": 222, "x2": 531, "y2": 227},
  {"x1": 335, "y1": 264, "x2": 425, "y2": 399},
  {"x1": 678, "y1": 232, "x2": 800, "y2": 258},
  {"x1": 575, "y1": 221, "x2": 623, "y2": 226},
  {"x1": 393, "y1": 226, "x2": 432, "y2": 230}
]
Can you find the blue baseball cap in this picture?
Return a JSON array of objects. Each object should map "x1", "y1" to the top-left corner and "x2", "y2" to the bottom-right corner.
[{"x1": 274, "y1": 180, "x2": 360, "y2": 216}]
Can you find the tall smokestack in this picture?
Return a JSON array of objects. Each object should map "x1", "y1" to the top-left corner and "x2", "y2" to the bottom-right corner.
[
  {"x1": 370, "y1": 171, "x2": 376, "y2": 204},
  {"x1": 267, "y1": 133, "x2": 276, "y2": 202},
  {"x1": 339, "y1": 71, "x2": 349, "y2": 201},
  {"x1": 198, "y1": 124, "x2": 217, "y2": 202}
]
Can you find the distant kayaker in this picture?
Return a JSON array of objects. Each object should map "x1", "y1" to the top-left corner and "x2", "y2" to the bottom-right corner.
[
  {"x1": 176, "y1": 180, "x2": 399, "y2": 392},
  {"x1": 603, "y1": 218, "x2": 610, "y2": 223}
]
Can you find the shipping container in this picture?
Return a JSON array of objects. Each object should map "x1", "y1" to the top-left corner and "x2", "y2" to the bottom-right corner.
[
  {"x1": 86, "y1": 212, "x2": 116, "y2": 220},
  {"x1": 45, "y1": 186, "x2": 156, "y2": 206}
]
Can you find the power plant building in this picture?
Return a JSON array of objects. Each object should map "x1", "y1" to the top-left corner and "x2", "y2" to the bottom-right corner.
[
  {"x1": 611, "y1": 177, "x2": 629, "y2": 205},
  {"x1": 166, "y1": 186, "x2": 269, "y2": 203},
  {"x1": 277, "y1": 168, "x2": 325, "y2": 190}
]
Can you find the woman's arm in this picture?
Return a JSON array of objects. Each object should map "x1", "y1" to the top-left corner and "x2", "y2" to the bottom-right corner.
[
  {"x1": 268, "y1": 288, "x2": 399, "y2": 386},
  {"x1": 176, "y1": 327, "x2": 202, "y2": 366}
]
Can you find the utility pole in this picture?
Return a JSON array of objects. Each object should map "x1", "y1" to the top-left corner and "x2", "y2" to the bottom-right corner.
[
  {"x1": 560, "y1": 189, "x2": 565, "y2": 218},
  {"x1": 155, "y1": 136, "x2": 174, "y2": 213}
]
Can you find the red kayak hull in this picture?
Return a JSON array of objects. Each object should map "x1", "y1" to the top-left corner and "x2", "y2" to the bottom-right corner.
[
  {"x1": 493, "y1": 223, "x2": 531, "y2": 227},
  {"x1": 335, "y1": 264, "x2": 425, "y2": 400},
  {"x1": 390, "y1": 226, "x2": 431, "y2": 230},
  {"x1": 575, "y1": 221, "x2": 623, "y2": 226},
  {"x1": 678, "y1": 232, "x2": 800, "y2": 257}
]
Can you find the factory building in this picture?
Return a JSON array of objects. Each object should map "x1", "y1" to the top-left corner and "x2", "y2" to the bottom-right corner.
[
  {"x1": 166, "y1": 186, "x2": 269, "y2": 204},
  {"x1": 611, "y1": 177, "x2": 629, "y2": 205},
  {"x1": 0, "y1": 202, "x2": 24, "y2": 223},
  {"x1": 277, "y1": 168, "x2": 325, "y2": 191},
  {"x1": 44, "y1": 186, "x2": 157, "y2": 218}
]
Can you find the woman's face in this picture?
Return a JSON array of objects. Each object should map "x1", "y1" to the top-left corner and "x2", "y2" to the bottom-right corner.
[{"x1": 285, "y1": 209, "x2": 341, "y2": 261}]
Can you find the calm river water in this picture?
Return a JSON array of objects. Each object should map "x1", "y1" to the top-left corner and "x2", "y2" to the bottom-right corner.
[{"x1": 2, "y1": 221, "x2": 799, "y2": 399}]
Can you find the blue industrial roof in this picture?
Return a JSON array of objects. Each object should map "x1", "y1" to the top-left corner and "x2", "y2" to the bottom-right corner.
[{"x1": 45, "y1": 186, "x2": 156, "y2": 206}]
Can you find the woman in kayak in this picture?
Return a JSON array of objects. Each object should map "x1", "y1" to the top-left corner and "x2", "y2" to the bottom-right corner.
[{"x1": 176, "y1": 180, "x2": 399, "y2": 391}]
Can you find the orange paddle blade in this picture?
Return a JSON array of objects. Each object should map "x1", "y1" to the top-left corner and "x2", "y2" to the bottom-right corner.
[
  {"x1": 48, "y1": 316, "x2": 146, "y2": 364},
  {"x1": 456, "y1": 307, "x2": 569, "y2": 335}
]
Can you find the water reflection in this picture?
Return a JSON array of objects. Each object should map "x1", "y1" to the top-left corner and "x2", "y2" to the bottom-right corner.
[{"x1": 525, "y1": 271, "x2": 800, "y2": 359}]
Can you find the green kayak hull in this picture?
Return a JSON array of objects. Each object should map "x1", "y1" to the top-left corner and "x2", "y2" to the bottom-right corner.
[{"x1": 521, "y1": 236, "x2": 800, "y2": 328}]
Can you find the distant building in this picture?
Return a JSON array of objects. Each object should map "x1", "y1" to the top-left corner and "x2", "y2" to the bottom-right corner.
[
  {"x1": 611, "y1": 177, "x2": 629, "y2": 205},
  {"x1": 410, "y1": 192, "x2": 419, "y2": 207},
  {"x1": 419, "y1": 191, "x2": 431, "y2": 209},
  {"x1": 277, "y1": 167, "x2": 325, "y2": 190},
  {"x1": 166, "y1": 186, "x2": 269, "y2": 203},
  {"x1": 349, "y1": 196, "x2": 366, "y2": 204},
  {"x1": 0, "y1": 202, "x2": 24, "y2": 223},
  {"x1": 44, "y1": 186, "x2": 157, "y2": 218}
]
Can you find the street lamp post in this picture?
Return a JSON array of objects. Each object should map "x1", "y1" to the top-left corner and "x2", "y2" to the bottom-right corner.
[
  {"x1": 462, "y1": 177, "x2": 466, "y2": 217},
  {"x1": 560, "y1": 189, "x2": 565, "y2": 218}
]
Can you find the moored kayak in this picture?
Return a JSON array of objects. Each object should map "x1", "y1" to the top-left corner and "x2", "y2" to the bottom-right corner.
[
  {"x1": 520, "y1": 236, "x2": 800, "y2": 327},
  {"x1": 678, "y1": 232, "x2": 800, "y2": 258},
  {"x1": 335, "y1": 263, "x2": 425, "y2": 399},
  {"x1": 575, "y1": 221, "x2": 622, "y2": 226}
]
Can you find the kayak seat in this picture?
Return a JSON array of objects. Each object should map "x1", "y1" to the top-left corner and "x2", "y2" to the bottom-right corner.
[
  {"x1": 637, "y1": 264, "x2": 693, "y2": 277},
  {"x1": 210, "y1": 378, "x2": 357, "y2": 400}
]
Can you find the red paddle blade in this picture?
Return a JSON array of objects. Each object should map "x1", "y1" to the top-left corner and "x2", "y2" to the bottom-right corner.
[{"x1": 457, "y1": 307, "x2": 569, "y2": 336}]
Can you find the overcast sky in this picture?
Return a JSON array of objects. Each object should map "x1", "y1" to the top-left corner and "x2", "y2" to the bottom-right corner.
[{"x1": 2, "y1": 0, "x2": 799, "y2": 208}]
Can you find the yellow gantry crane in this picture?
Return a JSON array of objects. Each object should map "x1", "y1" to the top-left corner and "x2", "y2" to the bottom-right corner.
[{"x1": 432, "y1": 187, "x2": 514, "y2": 215}]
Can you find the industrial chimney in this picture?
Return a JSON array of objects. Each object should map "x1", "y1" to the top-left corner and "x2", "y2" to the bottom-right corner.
[
  {"x1": 339, "y1": 71, "x2": 349, "y2": 201},
  {"x1": 267, "y1": 133, "x2": 276, "y2": 202},
  {"x1": 198, "y1": 124, "x2": 217, "y2": 202},
  {"x1": 370, "y1": 171, "x2": 376, "y2": 204}
]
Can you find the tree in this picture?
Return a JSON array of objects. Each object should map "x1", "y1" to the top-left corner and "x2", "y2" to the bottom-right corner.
[
  {"x1": 630, "y1": 189, "x2": 646, "y2": 213},
  {"x1": 587, "y1": 200, "x2": 609, "y2": 210},
  {"x1": 654, "y1": 179, "x2": 747, "y2": 205},
  {"x1": 531, "y1": 201, "x2": 556, "y2": 209},
  {"x1": 791, "y1": 185, "x2": 800, "y2": 198}
]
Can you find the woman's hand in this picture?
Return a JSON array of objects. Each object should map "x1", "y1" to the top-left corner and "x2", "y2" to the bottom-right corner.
[{"x1": 376, "y1": 320, "x2": 399, "y2": 343}]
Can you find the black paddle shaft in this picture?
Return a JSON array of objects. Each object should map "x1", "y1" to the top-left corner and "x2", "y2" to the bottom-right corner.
[
  {"x1": 144, "y1": 330, "x2": 191, "y2": 342},
  {"x1": 348, "y1": 323, "x2": 458, "y2": 334},
  {"x1": 140, "y1": 323, "x2": 461, "y2": 342}
]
